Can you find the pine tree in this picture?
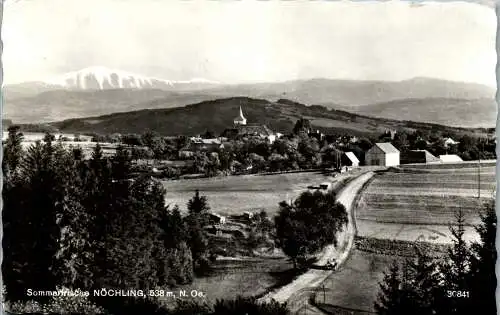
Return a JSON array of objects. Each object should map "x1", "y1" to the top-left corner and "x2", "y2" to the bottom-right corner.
[
  {"x1": 186, "y1": 190, "x2": 211, "y2": 273},
  {"x1": 405, "y1": 246, "x2": 441, "y2": 315},
  {"x1": 467, "y1": 201, "x2": 496, "y2": 314},
  {"x1": 3, "y1": 138, "x2": 69, "y2": 303},
  {"x1": 374, "y1": 261, "x2": 404, "y2": 315},
  {"x1": 2, "y1": 125, "x2": 24, "y2": 180},
  {"x1": 437, "y1": 208, "x2": 472, "y2": 315}
]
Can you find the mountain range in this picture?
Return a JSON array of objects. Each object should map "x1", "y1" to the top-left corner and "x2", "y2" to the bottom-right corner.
[
  {"x1": 3, "y1": 67, "x2": 497, "y2": 128},
  {"x1": 45, "y1": 97, "x2": 491, "y2": 138}
]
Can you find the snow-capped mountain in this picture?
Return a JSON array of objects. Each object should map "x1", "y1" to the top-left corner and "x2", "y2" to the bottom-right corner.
[{"x1": 41, "y1": 66, "x2": 220, "y2": 91}]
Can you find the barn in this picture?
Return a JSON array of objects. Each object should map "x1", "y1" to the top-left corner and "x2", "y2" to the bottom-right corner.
[
  {"x1": 401, "y1": 150, "x2": 441, "y2": 164},
  {"x1": 342, "y1": 152, "x2": 360, "y2": 167},
  {"x1": 365, "y1": 143, "x2": 400, "y2": 166},
  {"x1": 439, "y1": 154, "x2": 463, "y2": 163}
]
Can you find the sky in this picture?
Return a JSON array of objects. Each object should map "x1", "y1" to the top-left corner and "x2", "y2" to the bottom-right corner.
[{"x1": 2, "y1": 0, "x2": 497, "y2": 87}]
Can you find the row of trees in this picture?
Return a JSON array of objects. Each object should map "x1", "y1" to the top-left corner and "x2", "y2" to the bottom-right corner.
[
  {"x1": 3, "y1": 127, "x2": 195, "y2": 303},
  {"x1": 386, "y1": 129, "x2": 496, "y2": 160},
  {"x1": 375, "y1": 203, "x2": 496, "y2": 315}
]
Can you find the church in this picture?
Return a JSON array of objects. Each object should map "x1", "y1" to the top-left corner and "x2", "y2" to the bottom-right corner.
[{"x1": 222, "y1": 106, "x2": 279, "y2": 144}]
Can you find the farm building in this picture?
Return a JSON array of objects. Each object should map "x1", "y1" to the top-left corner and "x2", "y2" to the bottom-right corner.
[
  {"x1": 365, "y1": 143, "x2": 400, "y2": 166},
  {"x1": 342, "y1": 152, "x2": 360, "y2": 167},
  {"x1": 443, "y1": 137, "x2": 459, "y2": 148},
  {"x1": 401, "y1": 150, "x2": 441, "y2": 164},
  {"x1": 209, "y1": 212, "x2": 226, "y2": 225},
  {"x1": 178, "y1": 138, "x2": 224, "y2": 158},
  {"x1": 439, "y1": 154, "x2": 463, "y2": 163}
]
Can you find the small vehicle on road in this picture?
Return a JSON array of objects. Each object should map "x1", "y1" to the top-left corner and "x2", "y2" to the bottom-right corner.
[{"x1": 326, "y1": 259, "x2": 337, "y2": 270}]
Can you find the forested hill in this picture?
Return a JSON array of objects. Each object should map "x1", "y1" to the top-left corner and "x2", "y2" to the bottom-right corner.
[{"x1": 43, "y1": 97, "x2": 491, "y2": 137}]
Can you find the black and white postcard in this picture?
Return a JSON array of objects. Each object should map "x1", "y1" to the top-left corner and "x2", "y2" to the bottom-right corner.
[{"x1": 1, "y1": 1, "x2": 497, "y2": 314}]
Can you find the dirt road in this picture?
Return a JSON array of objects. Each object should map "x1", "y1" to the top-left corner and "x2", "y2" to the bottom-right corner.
[{"x1": 258, "y1": 172, "x2": 375, "y2": 312}]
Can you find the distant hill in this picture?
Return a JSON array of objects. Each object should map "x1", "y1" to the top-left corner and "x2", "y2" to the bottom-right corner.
[
  {"x1": 4, "y1": 76, "x2": 496, "y2": 127},
  {"x1": 201, "y1": 77, "x2": 496, "y2": 106},
  {"x1": 46, "y1": 97, "x2": 490, "y2": 138},
  {"x1": 3, "y1": 89, "x2": 224, "y2": 124},
  {"x1": 335, "y1": 98, "x2": 497, "y2": 128}
]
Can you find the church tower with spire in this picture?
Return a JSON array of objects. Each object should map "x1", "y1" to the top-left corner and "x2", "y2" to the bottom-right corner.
[{"x1": 233, "y1": 106, "x2": 247, "y2": 126}]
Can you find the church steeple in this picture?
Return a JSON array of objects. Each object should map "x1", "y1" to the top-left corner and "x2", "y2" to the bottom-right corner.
[{"x1": 233, "y1": 106, "x2": 247, "y2": 125}]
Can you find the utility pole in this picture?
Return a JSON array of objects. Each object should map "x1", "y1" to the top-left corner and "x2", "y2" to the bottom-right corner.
[{"x1": 478, "y1": 139, "x2": 482, "y2": 199}]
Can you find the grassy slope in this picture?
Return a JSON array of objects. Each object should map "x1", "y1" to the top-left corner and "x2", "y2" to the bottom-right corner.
[{"x1": 47, "y1": 97, "x2": 492, "y2": 137}]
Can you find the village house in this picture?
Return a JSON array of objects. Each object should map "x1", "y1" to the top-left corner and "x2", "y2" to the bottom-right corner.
[
  {"x1": 365, "y1": 142, "x2": 400, "y2": 166},
  {"x1": 443, "y1": 137, "x2": 459, "y2": 148},
  {"x1": 178, "y1": 137, "x2": 224, "y2": 158},
  {"x1": 342, "y1": 151, "x2": 360, "y2": 167},
  {"x1": 209, "y1": 212, "x2": 226, "y2": 225}
]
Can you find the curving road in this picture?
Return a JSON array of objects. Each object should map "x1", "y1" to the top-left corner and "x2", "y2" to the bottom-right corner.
[{"x1": 258, "y1": 172, "x2": 375, "y2": 313}]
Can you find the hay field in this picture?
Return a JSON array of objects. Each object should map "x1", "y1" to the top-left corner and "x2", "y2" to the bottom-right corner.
[
  {"x1": 161, "y1": 170, "x2": 359, "y2": 216},
  {"x1": 355, "y1": 165, "x2": 496, "y2": 243}
]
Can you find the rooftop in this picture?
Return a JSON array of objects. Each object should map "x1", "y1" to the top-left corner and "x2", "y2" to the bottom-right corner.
[{"x1": 374, "y1": 142, "x2": 400, "y2": 154}]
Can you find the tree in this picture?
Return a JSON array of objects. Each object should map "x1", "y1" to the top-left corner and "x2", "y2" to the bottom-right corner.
[
  {"x1": 268, "y1": 153, "x2": 286, "y2": 172},
  {"x1": 274, "y1": 190, "x2": 348, "y2": 269},
  {"x1": 3, "y1": 139, "x2": 70, "y2": 303},
  {"x1": 246, "y1": 153, "x2": 266, "y2": 173},
  {"x1": 441, "y1": 208, "x2": 471, "y2": 290},
  {"x1": 186, "y1": 190, "x2": 211, "y2": 273},
  {"x1": 293, "y1": 118, "x2": 312, "y2": 135},
  {"x1": 205, "y1": 152, "x2": 221, "y2": 177},
  {"x1": 375, "y1": 248, "x2": 440, "y2": 315},
  {"x1": 392, "y1": 132, "x2": 410, "y2": 152},
  {"x1": 298, "y1": 135, "x2": 320, "y2": 168},
  {"x1": 404, "y1": 247, "x2": 441, "y2": 315},
  {"x1": 321, "y1": 146, "x2": 342, "y2": 169},
  {"x1": 467, "y1": 201, "x2": 496, "y2": 314},
  {"x1": 2, "y1": 125, "x2": 24, "y2": 179},
  {"x1": 192, "y1": 152, "x2": 209, "y2": 174},
  {"x1": 201, "y1": 130, "x2": 216, "y2": 139},
  {"x1": 374, "y1": 261, "x2": 405, "y2": 315}
]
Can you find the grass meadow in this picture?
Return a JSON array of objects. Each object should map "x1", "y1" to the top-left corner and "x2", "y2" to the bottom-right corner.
[{"x1": 161, "y1": 170, "x2": 362, "y2": 216}]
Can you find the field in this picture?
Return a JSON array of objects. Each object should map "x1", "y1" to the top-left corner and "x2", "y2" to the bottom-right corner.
[
  {"x1": 162, "y1": 170, "x2": 362, "y2": 216},
  {"x1": 355, "y1": 163, "x2": 496, "y2": 243},
  {"x1": 312, "y1": 249, "x2": 396, "y2": 314},
  {"x1": 160, "y1": 256, "x2": 296, "y2": 306},
  {"x1": 312, "y1": 236, "x2": 450, "y2": 314}
]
